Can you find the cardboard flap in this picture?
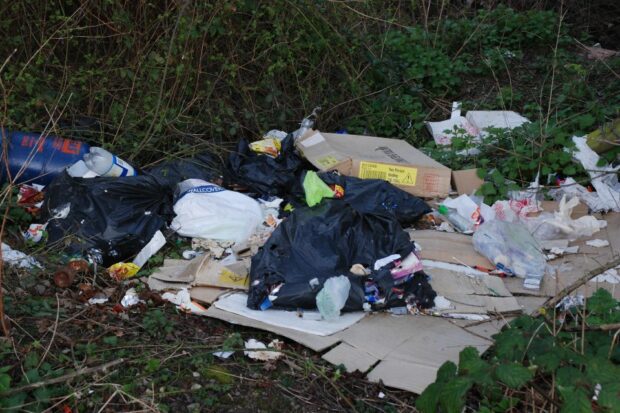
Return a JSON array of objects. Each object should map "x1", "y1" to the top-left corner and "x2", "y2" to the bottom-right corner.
[
  {"x1": 296, "y1": 131, "x2": 352, "y2": 170},
  {"x1": 192, "y1": 256, "x2": 250, "y2": 290},
  {"x1": 452, "y1": 169, "x2": 484, "y2": 195}
]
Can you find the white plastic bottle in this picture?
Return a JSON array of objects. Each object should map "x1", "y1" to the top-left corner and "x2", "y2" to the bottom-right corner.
[{"x1": 83, "y1": 147, "x2": 136, "y2": 177}]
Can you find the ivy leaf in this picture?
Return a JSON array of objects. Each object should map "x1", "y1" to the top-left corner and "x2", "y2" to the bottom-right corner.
[{"x1": 494, "y1": 362, "x2": 534, "y2": 389}]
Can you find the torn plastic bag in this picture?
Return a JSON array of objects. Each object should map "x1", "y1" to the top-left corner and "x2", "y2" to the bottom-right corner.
[
  {"x1": 247, "y1": 200, "x2": 419, "y2": 310},
  {"x1": 228, "y1": 135, "x2": 306, "y2": 197},
  {"x1": 523, "y1": 196, "x2": 606, "y2": 241},
  {"x1": 317, "y1": 172, "x2": 431, "y2": 225},
  {"x1": 42, "y1": 172, "x2": 171, "y2": 267},
  {"x1": 473, "y1": 220, "x2": 547, "y2": 289}
]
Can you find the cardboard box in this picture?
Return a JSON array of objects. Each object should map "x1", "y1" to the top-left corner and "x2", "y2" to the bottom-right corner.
[
  {"x1": 296, "y1": 131, "x2": 451, "y2": 198},
  {"x1": 452, "y1": 168, "x2": 484, "y2": 195}
]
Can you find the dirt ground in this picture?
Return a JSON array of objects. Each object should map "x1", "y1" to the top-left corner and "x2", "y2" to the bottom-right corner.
[{"x1": 0, "y1": 268, "x2": 418, "y2": 412}]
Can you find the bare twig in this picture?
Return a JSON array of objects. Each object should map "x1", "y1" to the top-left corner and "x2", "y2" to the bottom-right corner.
[
  {"x1": 0, "y1": 358, "x2": 125, "y2": 396},
  {"x1": 536, "y1": 257, "x2": 620, "y2": 316}
]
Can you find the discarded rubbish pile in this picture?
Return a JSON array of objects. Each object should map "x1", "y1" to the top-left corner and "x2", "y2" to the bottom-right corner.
[
  {"x1": 2, "y1": 108, "x2": 619, "y2": 395},
  {"x1": 247, "y1": 200, "x2": 434, "y2": 313}
]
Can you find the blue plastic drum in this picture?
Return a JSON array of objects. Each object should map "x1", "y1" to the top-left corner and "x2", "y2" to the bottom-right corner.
[{"x1": 0, "y1": 130, "x2": 90, "y2": 186}]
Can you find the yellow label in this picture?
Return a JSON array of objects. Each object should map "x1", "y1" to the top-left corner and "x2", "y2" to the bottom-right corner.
[
  {"x1": 358, "y1": 162, "x2": 417, "y2": 186},
  {"x1": 218, "y1": 268, "x2": 248, "y2": 287},
  {"x1": 316, "y1": 155, "x2": 339, "y2": 168}
]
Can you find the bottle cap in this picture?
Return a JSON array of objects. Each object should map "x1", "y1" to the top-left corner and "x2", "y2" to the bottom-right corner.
[{"x1": 438, "y1": 205, "x2": 448, "y2": 215}]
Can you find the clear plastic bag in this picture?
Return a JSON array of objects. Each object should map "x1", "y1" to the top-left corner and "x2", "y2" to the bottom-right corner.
[
  {"x1": 316, "y1": 275, "x2": 351, "y2": 320},
  {"x1": 473, "y1": 220, "x2": 547, "y2": 289}
]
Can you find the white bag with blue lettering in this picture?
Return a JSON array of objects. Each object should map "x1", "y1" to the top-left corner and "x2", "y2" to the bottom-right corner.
[{"x1": 171, "y1": 179, "x2": 263, "y2": 243}]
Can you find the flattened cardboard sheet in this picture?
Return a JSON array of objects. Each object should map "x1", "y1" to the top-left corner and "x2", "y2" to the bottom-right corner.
[{"x1": 413, "y1": 230, "x2": 493, "y2": 269}]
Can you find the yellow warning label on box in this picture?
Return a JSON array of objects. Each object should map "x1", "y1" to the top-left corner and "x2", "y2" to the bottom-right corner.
[
  {"x1": 218, "y1": 268, "x2": 248, "y2": 287},
  {"x1": 316, "y1": 155, "x2": 339, "y2": 169},
  {"x1": 358, "y1": 162, "x2": 417, "y2": 186}
]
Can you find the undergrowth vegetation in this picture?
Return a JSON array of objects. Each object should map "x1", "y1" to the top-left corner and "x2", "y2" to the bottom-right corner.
[
  {"x1": 0, "y1": 1, "x2": 619, "y2": 411},
  {"x1": 416, "y1": 289, "x2": 620, "y2": 413}
]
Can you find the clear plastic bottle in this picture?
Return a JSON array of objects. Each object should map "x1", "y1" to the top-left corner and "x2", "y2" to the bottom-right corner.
[
  {"x1": 83, "y1": 147, "x2": 136, "y2": 177},
  {"x1": 292, "y1": 106, "x2": 321, "y2": 141},
  {"x1": 438, "y1": 205, "x2": 473, "y2": 234}
]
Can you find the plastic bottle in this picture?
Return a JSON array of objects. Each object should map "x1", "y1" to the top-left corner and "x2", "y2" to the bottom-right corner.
[
  {"x1": 438, "y1": 205, "x2": 473, "y2": 233},
  {"x1": 292, "y1": 106, "x2": 321, "y2": 141},
  {"x1": 83, "y1": 147, "x2": 136, "y2": 177}
]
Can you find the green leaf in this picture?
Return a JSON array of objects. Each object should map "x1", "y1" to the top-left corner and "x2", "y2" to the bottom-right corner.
[
  {"x1": 559, "y1": 387, "x2": 593, "y2": 413},
  {"x1": 563, "y1": 165, "x2": 576, "y2": 176},
  {"x1": 494, "y1": 362, "x2": 534, "y2": 389},
  {"x1": 416, "y1": 382, "x2": 442, "y2": 413},
  {"x1": 1, "y1": 392, "x2": 27, "y2": 410},
  {"x1": 587, "y1": 289, "x2": 618, "y2": 321},
  {"x1": 597, "y1": 382, "x2": 620, "y2": 413},
  {"x1": 436, "y1": 361, "x2": 457, "y2": 383},
  {"x1": 458, "y1": 347, "x2": 492, "y2": 384},
  {"x1": 586, "y1": 357, "x2": 620, "y2": 385},
  {"x1": 0, "y1": 373, "x2": 10, "y2": 392},
  {"x1": 103, "y1": 336, "x2": 118, "y2": 346},
  {"x1": 557, "y1": 366, "x2": 587, "y2": 388},
  {"x1": 577, "y1": 114, "x2": 595, "y2": 130},
  {"x1": 146, "y1": 359, "x2": 161, "y2": 373},
  {"x1": 438, "y1": 377, "x2": 472, "y2": 413}
]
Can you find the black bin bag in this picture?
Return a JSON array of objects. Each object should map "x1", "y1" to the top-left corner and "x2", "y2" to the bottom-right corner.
[
  {"x1": 228, "y1": 135, "x2": 306, "y2": 198},
  {"x1": 41, "y1": 153, "x2": 225, "y2": 266},
  {"x1": 247, "y1": 200, "x2": 416, "y2": 311},
  {"x1": 317, "y1": 172, "x2": 431, "y2": 225},
  {"x1": 42, "y1": 172, "x2": 171, "y2": 267}
]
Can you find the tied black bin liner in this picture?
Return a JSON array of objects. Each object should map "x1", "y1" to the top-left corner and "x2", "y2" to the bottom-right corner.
[
  {"x1": 247, "y1": 200, "x2": 435, "y2": 311},
  {"x1": 43, "y1": 173, "x2": 168, "y2": 266},
  {"x1": 229, "y1": 135, "x2": 306, "y2": 197},
  {"x1": 317, "y1": 172, "x2": 431, "y2": 225},
  {"x1": 42, "y1": 153, "x2": 224, "y2": 266}
]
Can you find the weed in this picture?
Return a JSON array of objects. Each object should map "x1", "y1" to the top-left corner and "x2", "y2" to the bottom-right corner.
[
  {"x1": 416, "y1": 288, "x2": 620, "y2": 413},
  {"x1": 142, "y1": 308, "x2": 175, "y2": 338}
]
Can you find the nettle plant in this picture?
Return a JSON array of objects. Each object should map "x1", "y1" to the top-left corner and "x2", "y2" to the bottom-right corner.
[{"x1": 416, "y1": 289, "x2": 620, "y2": 413}]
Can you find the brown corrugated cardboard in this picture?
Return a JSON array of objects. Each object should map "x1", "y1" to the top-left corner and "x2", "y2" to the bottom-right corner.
[
  {"x1": 321, "y1": 343, "x2": 379, "y2": 373},
  {"x1": 192, "y1": 257, "x2": 250, "y2": 290},
  {"x1": 452, "y1": 168, "x2": 484, "y2": 195},
  {"x1": 296, "y1": 131, "x2": 451, "y2": 197},
  {"x1": 413, "y1": 230, "x2": 494, "y2": 269},
  {"x1": 190, "y1": 286, "x2": 227, "y2": 304}
]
